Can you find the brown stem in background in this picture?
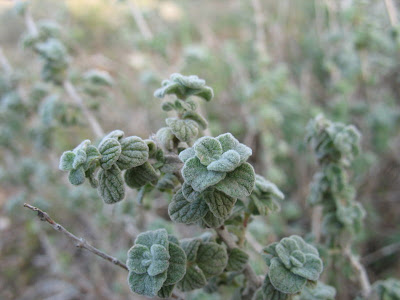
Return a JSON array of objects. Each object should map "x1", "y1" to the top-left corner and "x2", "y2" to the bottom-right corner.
[
  {"x1": 384, "y1": 0, "x2": 398, "y2": 27},
  {"x1": 344, "y1": 244, "x2": 371, "y2": 297},
  {"x1": 23, "y1": 203, "x2": 129, "y2": 271},
  {"x1": 127, "y1": 0, "x2": 153, "y2": 40}
]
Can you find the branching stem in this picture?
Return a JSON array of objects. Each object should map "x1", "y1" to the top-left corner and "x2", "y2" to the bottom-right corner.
[{"x1": 23, "y1": 203, "x2": 129, "y2": 271}]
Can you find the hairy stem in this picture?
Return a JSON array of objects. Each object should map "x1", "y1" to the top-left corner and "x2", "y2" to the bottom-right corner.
[
  {"x1": 23, "y1": 203, "x2": 129, "y2": 271},
  {"x1": 216, "y1": 226, "x2": 261, "y2": 300}
]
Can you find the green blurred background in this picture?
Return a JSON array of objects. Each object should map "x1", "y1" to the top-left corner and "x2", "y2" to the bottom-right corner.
[{"x1": 0, "y1": 0, "x2": 399, "y2": 299}]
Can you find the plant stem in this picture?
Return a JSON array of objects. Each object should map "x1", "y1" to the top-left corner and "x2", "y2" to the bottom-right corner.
[
  {"x1": 127, "y1": 0, "x2": 153, "y2": 40},
  {"x1": 344, "y1": 244, "x2": 371, "y2": 297},
  {"x1": 216, "y1": 226, "x2": 261, "y2": 300},
  {"x1": 0, "y1": 47, "x2": 13, "y2": 75},
  {"x1": 384, "y1": 0, "x2": 398, "y2": 27},
  {"x1": 23, "y1": 203, "x2": 129, "y2": 271}
]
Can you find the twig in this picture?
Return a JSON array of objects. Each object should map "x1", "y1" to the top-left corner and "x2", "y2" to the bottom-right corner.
[
  {"x1": 127, "y1": 0, "x2": 153, "y2": 40},
  {"x1": 311, "y1": 205, "x2": 323, "y2": 243},
  {"x1": 362, "y1": 241, "x2": 400, "y2": 265},
  {"x1": 63, "y1": 80, "x2": 105, "y2": 138},
  {"x1": 344, "y1": 245, "x2": 371, "y2": 297},
  {"x1": 384, "y1": 0, "x2": 398, "y2": 27},
  {"x1": 250, "y1": 0, "x2": 267, "y2": 58},
  {"x1": 23, "y1": 203, "x2": 128, "y2": 271},
  {"x1": 216, "y1": 226, "x2": 261, "y2": 300}
]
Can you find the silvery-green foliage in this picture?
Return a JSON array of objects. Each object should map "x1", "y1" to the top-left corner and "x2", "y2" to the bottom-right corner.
[
  {"x1": 371, "y1": 278, "x2": 400, "y2": 300},
  {"x1": 178, "y1": 236, "x2": 228, "y2": 291},
  {"x1": 156, "y1": 127, "x2": 176, "y2": 151},
  {"x1": 34, "y1": 38, "x2": 69, "y2": 84},
  {"x1": 125, "y1": 162, "x2": 159, "y2": 189},
  {"x1": 166, "y1": 117, "x2": 199, "y2": 144},
  {"x1": 127, "y1": 229, "x2": 186, "y2": 297},
  {"x1": 226, "y1": 247, "x2": 249, "y2": 272},
  {"x1": 263, "y1": 235, "x2": 323, "y2": 294},
  {"x1": 59, "y1": 140, "x2": 100, "y2": 186},
  {"x1": 181, "y1": 134, "x2": 254, "y2": 196},
  {"x1": 258, "y1": 276, "x2": 294, "y2": 300},
  {"x1": 97, "y1": 164, "x2": 125, "y2": 204},
  {"x1": 306, "y1": 114, "x2": 360, "y2": 166},
  {"x1": 294, "y1": 281, "x2": 336, "y2": 300},
  {"x1": 154, "y1": 73, "x2": 213, "y2": 101},
  {"x1": 168, "y1": 189, "x2": 208, "y2": 224},
  {"x1": 248, "y1": 174, "x2": 284, "y2": 216},
  {"x1": 37, "y1": 20, "x2": 61, "y2": 39}
]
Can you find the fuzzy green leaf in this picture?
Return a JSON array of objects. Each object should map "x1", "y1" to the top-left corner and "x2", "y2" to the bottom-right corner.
[
  {"x1": 116, "y1": 136, "x2": 149, "y2": 170},
  {"x1": 156, "y1": 127, "x2": 175, "y2": 151},
  {"x1": 99, "y1": 130, "x2": 124, "y2": 146},
  {"x1": 157, "y1": 284, "x2": 175, "y2": 298},
  {"x1": 147, "y1": 244, "x2": 170, "y2": 276},
  {"x1": 166, "y1": 118, "x2": 199, "y2": 143},
  {"x1": 207, "y1": 150, "x2": 241, "y2": 172},
  {"x1": 196, "y1": 242, "x2": 228, "y2": 278},
  {"x1": 125, "y1": 162, "x2": 159, "y2": 189},
  {"x1": 194, "y1": 136, "x2": 223, "y2": 166},
  {"x1": 178, "y1": 147, "x2": 195, "y2": 163},
  {"x1": 68, "y1": 166, "x2": 85, "y2": 185},
  {"x1": 168, "y1": 189, "x2": 208, "y2": 224},
  {"x1": 291, "y1": 254, "x2": 323, "y2": 281},
  {"x1": 128, "y1": 271, "x2": 167, "y2": 297},
  {"x1": 177, "y1": 265, "x2": 207, "y2": 292},
  {"x1": 203, "y1": 189, "x2": 236, "y2": 219},
  {"x1": 226, "y1": 248, "x2": 249, "y2": 271},
  {"x1": 180, "y1": 238, "x2": 201, "y2": 262},
  {"x1": 181, "y1": 182, "x2": 202, "y2": 202},
  {"x1": 97, "y1": 164, "x2": 125, "y2": 204},
  {"x1": 269, "y1": 258, "x2": 307, "y2": 294},
  {"x1": 59, "y1": 151, "x2": 75, "y2": 171},
  {"x1": 261, "y1": 276, "x2": 291, "y2": 300},
  {"x1": 182, "y1": 157, "x2": 226, "y2": 192},
  {"x1": 214, "y1": 162, "x2": 255, "y2": 198},
  {"x1": 201, "y1": 210, "x2": 224, "y2": 228},
  {"x1": 84, "y1": 145, "x2": 101, "y2": 169},
  {"x1": 126, "y1": 244, "x2": 150, "y2": 274},
  {"x1": 163, "y1": 242, "x2": 186, "y2": 285},
  {"x1": 99, "y1": 138, "x2": 121, "y2": 170},
  {"x1": 135, "y1": 228, "x2": 169, "y2": 249}
]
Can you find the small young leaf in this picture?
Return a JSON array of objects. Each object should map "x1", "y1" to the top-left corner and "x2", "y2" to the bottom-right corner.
[
  {"x1": 97, "y1": 164, "x2": 125, "y2": 204},
  {"x1": 99, "y1": 130, "x2": 124, "y2": 147},
  {"x1": 182, "y1": 157, "x2": 226, "y2": 192},
  {"x1": 99, "y1": 138, "x2": 121, "y2": 170},
  {"x1": 125, "y1": 162, "x2": 159, "y2": 189},
  {"x1": 201, "y1": 210, "x2": 224, "y2": 228},
  {"x1": 226, "y1": 248, "x2": 249, "y2": 272},
  {"x1": 202, "y1": 189, "x2": 236, "y2": 219},
  {"x1": 68, "y1": 166, "x2": 85, "y2": 185},
  {"x1": 135, "y1": 228, "x2": 169, "y2": 249},
  {"x1": 178, "y1": 147, "x2": 195, "y2": 163},
  {"x1": 196, "y1": 242, "x2": 228, "y2": 278},
  {"x1": 166, "y1": 118, "x2": 199, "y2": 143},
  {"x1": 207, "y1": 150, "x2": 241, "y2": 172},
  {"x1": 194, "y1": 136, "x2": 223, "y2": 166},
  {"x1": 116, "y1": 136, "x2": 149, "y2": 170},
  {"x1": 84, "y1": 145, "x2": 101, "y2": 169},
  {"x1": 156, "y1": 127, "x2": 175, "y2": 151},
  {"x1": 59, "y1": 151, "x2": 75, "y2": 171},
  {"x1": 214, "y1": 162, "x2": 255, "y2": 198},
  {"x1": 168, "y1": 189, "x2": 208, "y2": 224},
  {"x1": 177, "y1": 265, "x2": 207, "y2": 292},
  {"x1": 147, "y1": 244, "x2": 170, "y2": 276}
]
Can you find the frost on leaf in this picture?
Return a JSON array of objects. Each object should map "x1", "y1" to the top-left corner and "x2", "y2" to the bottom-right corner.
[
  {"x1": 97, "y1": 164, "x2": 125, "y2": 204},
  {"x1": 179, "y1": 147, "x2": 196, "y2": 163},
  {"x1": 127, "y1": 229, "x2": 186, "y2": 297},
  {"x1": 125, "y1": 162, "x2": 159, "y2": 189},
  {"x1": 194, "y1": 136, "x2": 223, "y2": 166},
  {"x1": 98, "y1": 138, "x2": 121, "y2": 170},
  {"x1": 166, "y1": 118, "x2": 199, "y2": 143},
  {"x1": 116, "y1": 136, "x2": 149, "y2": 170},
  {"x1": 264, "y1": 235, "x2": 323, "y2": 294},
  {"x1": 168, "y1": 189, "x2": 208, "y2": 224}
]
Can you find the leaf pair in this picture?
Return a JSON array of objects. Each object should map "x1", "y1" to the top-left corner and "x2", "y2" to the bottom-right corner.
[{"x1": 127, "y1": 229, "x2": 186, "y2": 298}]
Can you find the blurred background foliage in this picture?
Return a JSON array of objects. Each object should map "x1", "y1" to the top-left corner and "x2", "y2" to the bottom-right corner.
[{"x1": 0, "y1": 0, "x2": 399, "y2": 299}]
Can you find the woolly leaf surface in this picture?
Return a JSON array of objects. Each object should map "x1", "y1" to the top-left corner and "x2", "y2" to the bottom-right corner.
[{"x1": 97, "y1": 164, "x2": 125, "y2": 204}]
